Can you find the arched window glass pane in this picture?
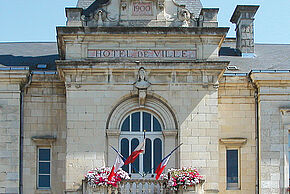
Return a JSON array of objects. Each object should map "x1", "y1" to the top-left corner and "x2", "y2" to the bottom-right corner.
[
  {"x1": 153, "y1": 116, "x2": 161, "y2": 131},
  {"x1": 143, "y1": 139, "x2": 152, "y2": 174},
  {"x1": 131, "y1": 112, "x2": 140, "y2": 131},
  {"x1": 121, "y1": 138, "x2": 129, "y2": 172},
  {"x1": 121, "y1": 117, "x2": 130, "y2": 131},
  {"x1": 153, "y1": 138, "x2": 162, "y2": 171},
  {"x1": 131, "y1": 138, "x2": 139, "y2": 173},
  {"x1": 143, "y1": 112, "x2": 151, "y2": 132}
]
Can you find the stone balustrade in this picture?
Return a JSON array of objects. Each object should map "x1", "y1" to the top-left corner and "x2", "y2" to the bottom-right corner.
[{"x1": 82, "y1": 179, "x2": 204, "y2": 194}]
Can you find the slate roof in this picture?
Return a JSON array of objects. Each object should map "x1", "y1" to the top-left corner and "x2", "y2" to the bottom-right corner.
[
  {"x1": 175, "y1": 0, "x2": 203, "y2": 17},
  {"x1": 218, "y1": 42, "x2": 290, "y2": 73},
  {"x1": 0, "y1": 41, "x2": 289, "y2": 73},
  {"x1": 0, "y1": 42, "x2": 58, "y2": 70}
]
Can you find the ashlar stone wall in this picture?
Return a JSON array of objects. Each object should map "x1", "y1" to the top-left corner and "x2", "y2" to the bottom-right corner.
[
  {"x1": 0, "y1": 84, "x2": 21, "y2": 194},
  {"x1": 0, "y1": 69, "x2": 28, "y2": 193},
  {"x1": 22, "y1": 74, "x2": 66, "y2": 193},
  {"x1": 218, "y1": 76, "x2": 256, "y2": 194},
  {"x1": 58, "y1": 62, "x2": 226, "y2": 193},
  {"x1": 251, "y1": 73, "x2": 290, "y2": 194}
]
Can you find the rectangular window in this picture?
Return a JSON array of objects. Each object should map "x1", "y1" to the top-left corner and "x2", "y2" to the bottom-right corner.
[
  {"x1": 226, "y1": 149, "x2": 240, "y2": 190},
  {"x1": 38, "y1": 148, "x2": 51, "y2": 189}
]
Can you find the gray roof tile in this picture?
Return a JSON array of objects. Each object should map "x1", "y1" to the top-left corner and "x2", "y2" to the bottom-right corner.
[
  {"x1": 0, "y1": 42, "x2": 58, "y2": 70},
  {"x1": 217, "y1": 42, "x2": 290, "y2": 73}
]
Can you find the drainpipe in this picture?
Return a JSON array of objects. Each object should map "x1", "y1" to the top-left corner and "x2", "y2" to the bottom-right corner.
[
  {"x1": 19, "y1": 73, "x2": 32, "y2": 194},
  {"x1": 248, "y1": 73, "x2": 259, "y2": 194}
]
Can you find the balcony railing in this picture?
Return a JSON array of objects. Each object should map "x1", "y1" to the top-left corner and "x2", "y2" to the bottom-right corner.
[{"x1": 82, "y1": 179, "x2": 204, "y2": 194}]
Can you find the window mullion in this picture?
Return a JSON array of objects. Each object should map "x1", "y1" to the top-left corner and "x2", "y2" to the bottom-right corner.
[
  {"x1": 151, "y1": 114, "x2": 153, "y2": 132},
  {"x1": 140, "y1": 111, "x2": 143, "y2": 132},
  {"x1": 129, "y1": 138, "x2": 131, "y2": 174},
  {"x1": 129, "y1": 114, "x2": 132, "y2": 132},
  {"x1": 151, "y1": 138, "x2": 154, "y2": 174}
]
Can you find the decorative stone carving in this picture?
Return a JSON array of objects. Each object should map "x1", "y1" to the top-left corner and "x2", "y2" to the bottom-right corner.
[
  {"x1": 158, "y1": 1, "x2": 164, "y2": 10},
  {"x1": 138, "y1": 90, "x2": 147, "y2": 106},
  {"x1": 134, "y1": 67, "x2": 150, "y2": 106},
  {"x1": 94, "y1": 9, "x2": 107, "y2": 26},
  {"x1": 134, "y1": 67, "x2": 150, "y2": 90},
  {"x1": 121, "y1": 2, "x2": 127, "y2": 10},
  {"x1": 107, "y1": 12, "x2": 118, "y2": 22},
  {"x1": 178, "y1": 8, "x2": 191, "y2": 27}
]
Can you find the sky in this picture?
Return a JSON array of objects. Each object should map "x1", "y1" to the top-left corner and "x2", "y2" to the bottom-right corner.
[{"x1": 0, "y1": 0, "x2": 289, "y2": 44}]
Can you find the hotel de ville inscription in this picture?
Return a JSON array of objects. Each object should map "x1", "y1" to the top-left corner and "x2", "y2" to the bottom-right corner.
[{"x1": 87, "y1": 49, "x2": 197, "y2": 59}]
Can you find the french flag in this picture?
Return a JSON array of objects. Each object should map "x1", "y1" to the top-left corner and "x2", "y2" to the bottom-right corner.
[
  {"x1": 108, "y1": 146, "x2": 125, "y2": 181},
  {"x1": 124, "y1": 139, "x2": 145, "y2": 165},
  {"x1": 155, "y1": 143, "x2": 183, "y2": 180}
]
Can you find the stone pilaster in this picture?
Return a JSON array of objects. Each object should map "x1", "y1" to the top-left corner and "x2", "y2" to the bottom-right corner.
[{"x1": 0, "y1": 68, "x2": 29, "y2": 193}]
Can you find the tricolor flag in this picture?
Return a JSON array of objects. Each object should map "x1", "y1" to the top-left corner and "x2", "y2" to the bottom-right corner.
[
  {"x1": 124, "y1": 139, "x2": 146, "y2": 165},
  {"x1": 108, "y1": 146, "x2": 125, "y2": 181},
  {"x1": 155, "y1": 143, "x2": 183, "y2": 180}
]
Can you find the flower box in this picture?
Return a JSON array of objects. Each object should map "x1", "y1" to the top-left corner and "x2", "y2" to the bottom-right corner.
[
  {"x1": 84, "y1": 167, "x2": 130, "y2": 188},
  {"x1": 160, "y1": 167, "x2": 203, "y2": 193}
]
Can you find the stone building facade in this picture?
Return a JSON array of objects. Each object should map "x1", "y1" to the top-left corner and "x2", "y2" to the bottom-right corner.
[{"x1": 0, "y1": 0, "x2": 289, "y2": 194}]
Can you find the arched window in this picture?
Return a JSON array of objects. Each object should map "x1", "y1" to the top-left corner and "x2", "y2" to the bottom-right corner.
[{"x1": 120, "y1": 111, "x2": 163, "y2": 176}]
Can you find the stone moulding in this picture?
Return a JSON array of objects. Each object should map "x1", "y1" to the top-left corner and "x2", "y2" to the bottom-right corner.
[
  {"x1": 31, "y1": 135, "x2": 57, "y2": 144},
  {"x1": 105, "y1": 94, "x2": 178, "y2": 131},
  {"x1": 280, "y1": 108, "x2": 290, "y2": 116},
  {"x1": 56, "y1": 26, "x2": 229, "y2": 36},
  {"x1": 162, "y1": 130, "x2": 178, "y2": 137},
  {"x1": 106, "y1": 130, "x2": 120, "y2": 137},
  {"x1": 56, "y1": 60, "x2": 229, "y2": 71},
  {"x1": 219, "y1": 138, "x2": 247, "y2": 146}
]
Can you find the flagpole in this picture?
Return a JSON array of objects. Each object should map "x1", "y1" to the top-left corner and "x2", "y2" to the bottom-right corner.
[
  {"x1": 142, "y1": 130, "x2": 146, "y2": 178},
  {"x1": 110, "y1": 145, "x2": 143, "y2": 177}
]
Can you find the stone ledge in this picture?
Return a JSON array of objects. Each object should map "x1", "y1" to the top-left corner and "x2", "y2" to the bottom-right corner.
[
  {"x1": 31, "y1": 135, "x2": 57, "y2": 144},
  {"x1": 106, "y1": 130, "x2": 120, "y2": 137},
  {"x1": 162, "y1": 130, "x2": 178, "y2": 137},
  {"x1": 57, "y1": 26, "x2": 229, "y2": 36},
  {"x1": 219, "y1": 138, "x2": 247, "y2": 146}
]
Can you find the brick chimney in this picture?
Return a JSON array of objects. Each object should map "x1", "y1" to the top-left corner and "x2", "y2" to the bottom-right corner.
[{"x1": 230, "y1": 5, "x2": 259, "y2": 57}]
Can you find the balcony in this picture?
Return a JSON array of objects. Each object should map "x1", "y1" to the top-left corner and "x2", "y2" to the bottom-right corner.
[{"x1": 82, "y1": 179, "x2": 204, "y2": 194}]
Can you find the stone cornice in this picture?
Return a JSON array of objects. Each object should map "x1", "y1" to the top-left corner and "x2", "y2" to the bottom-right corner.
[
  {"x1": 56, "y1": 60, "x2": 229, "y2": 71},
  {"x1": 0, "y1": 67, "x2": 29, "y2": 84},
  {"x1": 57, "y1": 61, "x2": 228, "y2": 86},
  {"x1": 220, "y1": 138, "x2": 247, "y2": 146},
  {"x1": 230, "y1": 5, "x2": 260, "y2": 24},
  {"x1": 31, "y1": 135, "x2": 57, "y2": 144},
  {"x1": 250, "y1": 72, "x2": 290, "y2": 87},
  {"x1": 280, "y1": 108, "x2": 290, "y2": 116},
  {"x1": 57, "y1": 26, "x2": 229, "y2": 36}
]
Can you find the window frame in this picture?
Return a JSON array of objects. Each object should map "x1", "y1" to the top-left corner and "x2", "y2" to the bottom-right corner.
[
  {"x1": 226, "y1": 147, "x2": 241, "y2": 190},
  {"x1": 37, "y1": 147, "x2": 51, "y2": 190},
  {"x1": 120, "y1": 110, "x2": 163, "y2": 132},
  {"x1": 119, "y1": 110, "x2": 163, "y2": 177}
]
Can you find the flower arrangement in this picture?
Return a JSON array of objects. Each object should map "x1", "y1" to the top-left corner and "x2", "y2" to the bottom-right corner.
[
  {"x1": 85, "y1": 167, "x2": 130, "y2": 188},
  {"x1": 161, "y1": 167, "x2": 203, "y2": 191}
]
